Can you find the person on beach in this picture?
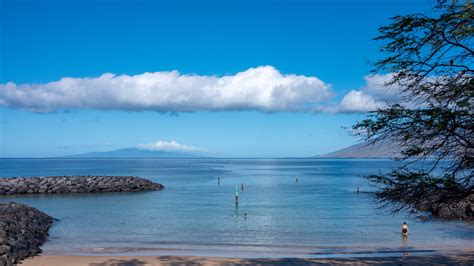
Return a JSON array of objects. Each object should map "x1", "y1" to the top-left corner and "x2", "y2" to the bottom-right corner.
[{"x1": 402, "y1": 222, "x2": 409, "y2": 236}]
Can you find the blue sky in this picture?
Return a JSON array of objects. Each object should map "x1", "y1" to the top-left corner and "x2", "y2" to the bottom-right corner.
[{"x1": 0, "y1": 0, "x2": 431, "y2": 157}]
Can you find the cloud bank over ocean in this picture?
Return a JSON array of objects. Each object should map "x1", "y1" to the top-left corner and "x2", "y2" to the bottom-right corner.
[
  {"x1": 137, "y1": 140, "x2": 207, "y2": 153},
  {"x1": 0, "y1": 66, "x2": 400, "y2": 113}
]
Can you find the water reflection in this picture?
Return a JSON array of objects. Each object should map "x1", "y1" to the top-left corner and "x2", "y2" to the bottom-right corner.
[{"x1": 0, "y1": 158, "x2": 472, "y2": 257}]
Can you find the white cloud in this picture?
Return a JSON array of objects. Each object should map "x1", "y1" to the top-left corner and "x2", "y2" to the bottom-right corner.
[
  {"x1": 363, "y1": 73, "x2": 404, "y2": 102},
  {"x1": 336, "y1": 74, "x2": 406, "y2": 113},
  {"x1": 137, "y1": 140, "x2": 206, "y2": 153},
  {"x1": 0, "y1": 66, "x2": 332, "y2": 113},
  {"x1": 338, "y1": 90, "x2": 385, "y2": 112},
  {"x1": 1, "y1": 67, "x2": 417, "y2": 114}
]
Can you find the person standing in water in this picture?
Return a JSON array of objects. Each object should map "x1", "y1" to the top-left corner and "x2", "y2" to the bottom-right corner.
[{"x1": 402, "y1": 222, "x2": 409, "y2": 236}]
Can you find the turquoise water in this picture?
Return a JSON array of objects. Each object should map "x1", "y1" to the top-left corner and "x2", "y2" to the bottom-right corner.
[{"x1": 0, "y1": 158, "x2": 473, "y2": 258}]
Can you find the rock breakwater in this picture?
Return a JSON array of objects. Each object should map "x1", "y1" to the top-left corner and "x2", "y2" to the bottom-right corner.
[{"x1": 0, "y1": 176, "x2": 164, "y2": 195}]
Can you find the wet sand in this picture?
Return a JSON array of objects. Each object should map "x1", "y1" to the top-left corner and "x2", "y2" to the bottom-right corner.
[{"x1": 21, "y1": 252, "x2": 474, "y2": 265}]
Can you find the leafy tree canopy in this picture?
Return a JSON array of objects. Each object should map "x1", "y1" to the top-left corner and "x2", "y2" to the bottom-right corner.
[{"x1": 353, "y1": 0, "x2": 473, "y2": 216}]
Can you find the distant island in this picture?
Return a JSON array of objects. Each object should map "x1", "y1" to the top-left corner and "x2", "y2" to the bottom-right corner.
[
  {"x1": 66, "y1": 143, "x2": 401, "y2": 159},
  {"x1": 63, "y1": 148, "x2": 205, "y2": 158},
  {"x1": 319, "y1": 140, "x2": 400, "y2": 159}
]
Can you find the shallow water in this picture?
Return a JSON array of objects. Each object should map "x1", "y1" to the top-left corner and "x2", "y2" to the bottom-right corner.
[{"x1": 0, "y1": 158, "x2": 472, "y2": 258}]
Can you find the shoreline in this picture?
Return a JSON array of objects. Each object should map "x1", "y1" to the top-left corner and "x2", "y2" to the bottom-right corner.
[
  {"x1": 36, "y1": 244, "x2": 474, "y2": 258},
  {"x1": 21, "y1": 252, "x2": 474, "y2": 265},
  {"x1": 21, "y1": 246, "x2": 474, "y2": 265}
]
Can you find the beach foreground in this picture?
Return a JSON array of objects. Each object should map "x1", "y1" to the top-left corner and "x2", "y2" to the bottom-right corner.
[{"x1": 21, "y1": 252, "x2": 474, "y2": 266}]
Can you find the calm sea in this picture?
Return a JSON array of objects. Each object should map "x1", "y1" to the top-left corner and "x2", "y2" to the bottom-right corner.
[{"x1": 0, "y1": 158, "x2": 472, "y2": 258}]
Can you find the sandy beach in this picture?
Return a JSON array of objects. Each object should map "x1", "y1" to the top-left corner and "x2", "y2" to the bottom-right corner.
[{"x1": 20, "y1": 252, "x2": 474, "y2": 266}]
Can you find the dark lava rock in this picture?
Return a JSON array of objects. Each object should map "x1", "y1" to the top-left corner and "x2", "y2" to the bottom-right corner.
[
  {"x1": 0, "y1": 202, "x2": 53, "y2": 266},
  {"x1": 416, "y1": 193, "x2": 474, "y2": 221}
]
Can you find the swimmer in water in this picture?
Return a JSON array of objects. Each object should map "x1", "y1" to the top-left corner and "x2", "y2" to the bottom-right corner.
[{"x1": 402, "y1": 222, "x2": 409, "y2": 236}]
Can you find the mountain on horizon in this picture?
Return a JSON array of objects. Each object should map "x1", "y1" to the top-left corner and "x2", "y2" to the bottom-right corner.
[
  {"x1": 319, "y1": 140, "x2": 401, "y2": 159},
  {"x1": 63, "y1": 148, "x2": 205, "y2": 158},
  {"x1": 64, "y1": 141, "x2": 401, "y2": 159}
]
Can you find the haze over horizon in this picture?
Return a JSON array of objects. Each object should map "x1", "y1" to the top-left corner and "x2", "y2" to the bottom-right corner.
[{"x1": 0, "y1": 0, "x2": 431, "y2": 158}]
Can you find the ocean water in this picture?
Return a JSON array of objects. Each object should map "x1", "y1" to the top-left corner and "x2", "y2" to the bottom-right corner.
[{"x1": 0, "y1": 158, "x2": 473, "y2": 258}]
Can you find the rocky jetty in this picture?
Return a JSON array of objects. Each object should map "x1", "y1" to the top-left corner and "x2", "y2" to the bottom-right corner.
[
  {"x1": 0, "y1": 176, "x2": 164, "y2": 195},
  {"x1": 416, "y1": 193, "x2": 474, "y2": 220},
  {"x1": 0, "y1": 202, "x2": 53, "y2": 266}
]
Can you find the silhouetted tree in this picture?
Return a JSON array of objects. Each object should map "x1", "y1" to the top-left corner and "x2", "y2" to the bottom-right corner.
[{"x1": 353, "y1": 0, "x2": 473, "y2": 218}]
